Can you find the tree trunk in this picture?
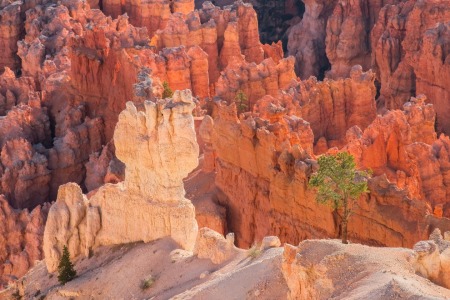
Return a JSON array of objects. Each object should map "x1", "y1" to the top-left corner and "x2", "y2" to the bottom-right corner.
[{"x1": 341, "y1": 220, "x2": 348, "y2": 244}]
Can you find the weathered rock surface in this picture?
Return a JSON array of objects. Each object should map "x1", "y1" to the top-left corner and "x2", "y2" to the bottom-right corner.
[
  {"x1": 283, "y1": 65, "x2": 377, "y2": 147},
  {"x1": 325, "y1": 0, "x2": 401, "y2": 79},
  {"x1": 372, "y1": 0, "x2": 450, "y2": 134},
  {"x1": 204, "y1": 96, "x2": 450, "y2": 248},
  {"x1": 103, "y1": 0, "x2": 194, "y2": 36},
  {"x1": 215, "y1": 56, "x2": 297, "y2": 108},
  {"x1": 287, "y1": 0, "x2": 337, "y2": 79},
  {"x1": 43, "y1": 90, "x2": 199, "y2": 272},
  {"x1": 283, "y1": 239, "x2": 450, "y2": 300},
  {"x1": 194, "y1": 228, "x2": 238, "y2": 264},
  {"x1": 0, "y1": 196, "x2": 48, "y2": 288}
]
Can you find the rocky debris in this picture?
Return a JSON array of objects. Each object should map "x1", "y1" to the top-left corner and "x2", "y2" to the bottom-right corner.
[
  {"x1": 412, "y1": 228, "x2": 450, "y2": 289},
  {"x1": 43, "y1": 90, "x2": 199, "y2": 273},
  {"x1": 260, "y1": 236, "x2": 281, "y2": 250},
  {"x1": 0, "y1": 196, "x2": 49, "y2": 289},
  {"x1": 194, "y1": 228, "x2": 238, "y2": 264},
  {"x1": 283, "y1": 239, "x2": 450, "y2": 300}
]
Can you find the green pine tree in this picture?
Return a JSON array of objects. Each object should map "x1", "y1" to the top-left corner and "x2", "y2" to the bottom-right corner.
[
  {"x1": 162, "y1": 81, "x2": 174, "y2": 99},
  {"x1": 235, "y1": 90, "x2": 248, "y2": 113},
  {"x1": 309, "y1": 152, "x2": 371, "y2": 244},
  {"x1": 57, "y1": 245, "x2": 77, "y2": 284}
]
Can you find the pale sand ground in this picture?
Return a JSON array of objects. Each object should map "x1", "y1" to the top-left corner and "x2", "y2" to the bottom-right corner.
[
  {"x1": 3, "y1": 238, "x2": 450, "y2": 299},
  {"x1": 0, "y1": 238, "x2": 287, "y2": 299}
]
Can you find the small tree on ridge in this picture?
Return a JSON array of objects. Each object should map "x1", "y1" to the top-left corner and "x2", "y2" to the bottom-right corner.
[
  {"x1": 235, "y1": 90, "x2": 248, "y2": 113},
  {"x1": 162, "y1": 81, "x2": 174, "y2": 99},
  {"x1": 57, "y1": 245, "x2": 77, "y2": 284},
  {"x1": 308, "y1": 152, "x2": 370, "y2": 244}
]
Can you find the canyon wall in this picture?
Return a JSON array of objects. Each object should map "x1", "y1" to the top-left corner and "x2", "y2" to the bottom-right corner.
[
  {"x1": 0, "y1": 198, "x2": 48, "y2": 288},
  {"x1": 372, "y1": 0, "x2": 450, "y2": 132},
  {"x1": 203, "y1": 94, "x2": 450, "y2": 248}
]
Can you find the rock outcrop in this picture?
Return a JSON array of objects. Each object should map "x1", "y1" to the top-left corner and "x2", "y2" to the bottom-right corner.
[
  {"x1": 282, "y1": 239, "x2": 450, "y2": 300},
  {"x1": 194, "y1": 227, "x2": 238, "y2": 264},
  {"x1": 412, "y1": 228, "x2": 450, "y2": 289},
  {"x1": 282, "y1": 65, "x2": 377, "y2": 147},
  {"x1": 0, "y1": 196, "x2": 48, "y2": 288},
  {"x1": 325, "y1": 0, "x2": 402, "y2": 79},
  {"x1": 203, "y1": 95, "x2": 450, "y2": 248},
  {"x1": 372, "y1": 0, "x2": 450, "y2": 133},
  {"x1": 102, "y1": 0, "x2": 194, "y2": 36},
  {"x1": 287, "y1": 0, "x2": 338, "y2": 79},
  {"x1": 43, "y1": 90, "x2": 199, "y2": 272}
]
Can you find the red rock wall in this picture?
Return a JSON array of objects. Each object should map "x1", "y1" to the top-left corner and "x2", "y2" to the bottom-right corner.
[
  {"x1": 0, "y1": 196, "x2": 48, "y2": 288},
  {"x1": 205, "y1": 95, "x2": 450, "y2": 249},
  {"x1": 372, "y1": 1, "x2": 450, "y2": 133}
]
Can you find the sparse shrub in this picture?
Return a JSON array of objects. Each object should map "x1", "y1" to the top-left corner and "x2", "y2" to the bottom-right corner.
[
  {"x1": 235, "y1": 90, "x2": 249, "y2": 113},
  {"x1": 140, "y1": 276, "x2": 155, "y2": 290},
  {"x1": 162, "y1": 81, "x2": 174, "y2": 99},
  {"x1": 247, "y1": 243, "x2": 262, "y2": 259},
  {"x1": 57, "y1": 246, "x2": 77, "y2": 285},
  {"x1": 12, "y1": 290, "x2": 22, "y2": 300}
]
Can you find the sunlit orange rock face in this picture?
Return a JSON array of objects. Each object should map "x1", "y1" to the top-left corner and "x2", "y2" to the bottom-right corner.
[
  {"x1": 325, "y1": 0, "x2": 402, "y2": 79},
  {"x1": 0, "y1": 196, "x2": 49, "y2": 288},
  {"x1": 203, "y1": 92, "x2": 450, "y2": 249},
  {"x1": 288, "y1": 1, "x2": 449, "y2": 138},
  {"x1": 0, "y1": 0, "x2": 449, "y2": 290},
  {"x1": 102, "y1": 0, "x2": 194, "y2": 36},
  {"x1": 372, "y1": 0, "x2": 450, "y2": 132}
]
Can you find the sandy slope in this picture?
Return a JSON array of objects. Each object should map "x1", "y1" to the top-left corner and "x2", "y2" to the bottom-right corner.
[
  {"x1": 1, "y1": 238, "x2": 287, "y2": 299},
  {"x1": 3, "y1": 238, "x2": 450, "y2": 299}
]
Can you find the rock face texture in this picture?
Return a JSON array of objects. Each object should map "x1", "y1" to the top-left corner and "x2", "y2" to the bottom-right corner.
[
  {"x1": 0, "y1": 197, "x2": 48, "y2": 288},
  {"x1": 412, "y1": 229, "x2": 450, "y2": 289},
  {"x1": 325, "y1": 0, "x2": 401, "y2": 79},
  {"x1": 203, "y1": 94, "x2": 450, "y2": 248},
  {"x1": 372, "y1": 0, "x2": 450, "y2": 133},
  {"x1": 284, "y1": 65, "x2": 377, "y2": 147},
  {"x1": 215, "y1": 56, "x2": 297, "y2": 108},
  {"x1": 104, "y1": 0, "x2": 195, "y2": 36},
  {"x1": 43, "y1": 90, "x2": 199, "y2": 273},
  {"x1": 287, "y1": 0, "x2": 337, "y2": 79},
  {"x1": 282, "y1": 239, "x2": 450, "y2": 300}
]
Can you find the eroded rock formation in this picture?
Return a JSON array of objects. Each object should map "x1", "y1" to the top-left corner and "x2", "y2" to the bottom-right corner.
[
  {"x1": 282, "y1": 239, "x2": 450, "y2": 300},
  {"x1": 372, "y1": 0, "x2": 450, "y2": 133},
  {"x1": 43, "y1": 90, "x2": 199, "y2": 272},
  {"x1": 0, "y1": 197, "x2": 48, "y2": 288},
  {"x1": 287, "y1": 0, "x2": 337, "y2": 79},
  {"x1": 203, "y1": 94, "x2": 450, "y2": 248}
]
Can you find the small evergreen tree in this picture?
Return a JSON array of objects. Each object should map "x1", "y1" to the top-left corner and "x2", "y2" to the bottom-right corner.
[
  {"x1": 235, "y1": 90, "x2": 248, "y2": 113},
  {"x1": 57, "y1": 245, "x2": 77, "y2": 284},
  {"x1": 162, "y1": 81, "x2": 174, "y2": 99},
  {"x1": 309, "y1": 152, "x2": 371, "y2": 244}
]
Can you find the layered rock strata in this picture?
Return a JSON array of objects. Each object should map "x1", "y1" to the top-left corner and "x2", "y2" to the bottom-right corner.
[
  {"x1": 203, "y1": 96, "x2": 450, "y2": 248},
  {"x1": 0, "y1": 197, "x2": 48, "y2": 288},
  {"x1": 372, "y1": 0, "x2": 450, "y2": 133},
  {"x1": 43, "y1": 90, "x2": 199, "y2": 272}
]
